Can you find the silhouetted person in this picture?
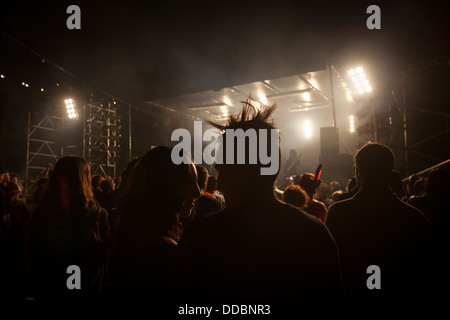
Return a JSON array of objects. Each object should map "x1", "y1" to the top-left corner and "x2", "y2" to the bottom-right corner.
[
  {"x1": 298, "y1": 173, "x2": 328, "y2": 221},
  {"x1": 282, "y1": 184, "x2": 309, "y2": 209},
  {"x1": 330, "y1": 180, "x2": 342, "y2": 194},
  {"x1": 99, "y1": 177, "x2": 116, "y2": 215},
  {"x1": 111, "y1": 146, "x2": 200, "y2": 299},
  {"x1": 92, "y1": 174, "x2": 104, "y2": 203},
  {"x1": 389, "y1": 170, "x2": 404, "y2": 200},
  {"x1": 282, "y1": 149, "x2": 301, "y2": 180},
  {"x1": 206, "y1": 176, "x2": 226, "y2": 208},
  {"x1": 191, "y1": 164, "x2": 223, "y2": 219},
  {"x1": 2, "y1": 182, "x2": 30, "y2": 298},
  {"x1": 317, "y1": 182, "x2": 333, "y2": 209},
  {"x1": 337, "y1": 176, "x2": 359, "y2": 201},
  {"x1": 29, "y1": 156, "x2": 110, "y2": 299},
  {"x1": 177, "y1": 98, "x2": 343, "y2": 300},
  {"x1": 325, "y1": 143, "x2": 436, "y2": 299}
]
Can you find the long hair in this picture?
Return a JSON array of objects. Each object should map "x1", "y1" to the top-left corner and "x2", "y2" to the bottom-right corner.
[
  {"x1": 33, "y1": 156, "x2": 103, "y2": 245},
  {"x1": 117, "y1": 146, "x2": 196, "y2": 241}
]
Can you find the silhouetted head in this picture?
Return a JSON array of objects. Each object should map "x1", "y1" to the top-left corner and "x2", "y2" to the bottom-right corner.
[
  {"x1": 101, "y1": 177, "x2": 115, "y2": 193},
  {"x1": 195, "y1": 164, "x2": 209, "y2": 192},
  {"x1": 206, "y1": 176, "x2": 217, "y2": 193},
  {"x1": 92, "y1": 174, "x2": 104, "y2": 191},
  {"x1": 209, "y1": 97, "x2": 280, "y2": 205},
  {"x1": 120, "y1": 146, "x2": 200, "y2": 239},
  {"x1": 32, "y1": 156, "x2": 105, "y2": 250},
  {"x1": 330, "y1": 181, "x2": 341, "y2": 193},
  {"x1": 407, "y1": 174, "x2": 419, "y2": 195},
  {"x1": 413, "y1": 178, "x2": 426, "y2": 196},
  {"x1": 426, "y1": 167, "x2": 450, "y2": 200},
  {"x1": 355, "y1": 142, "x2": 394, "y2": 190},
  {"x1": 288, "y1": 149, "x2": 297, "y2": 159},
  {"x1": 318, "y1": 182, "x2": 331, "y2": 199},
  {"x1": 282, "y1": 185, "x2": 309, "y2": 209},
  {"x1": 389, "y1": 170, "x2": 404, "y2": 198},
  {"x1": 298, "y1": 173, "x2": 319, "y2": 198}
]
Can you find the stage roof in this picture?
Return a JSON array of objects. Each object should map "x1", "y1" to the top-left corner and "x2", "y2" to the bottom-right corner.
[{"x1": 142, "y1": 67, "x2": 356, "y2": 124}]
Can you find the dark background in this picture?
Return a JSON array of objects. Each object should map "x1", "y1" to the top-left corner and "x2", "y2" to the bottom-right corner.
[{"x1": 1, "y1": 0, "x2": 449, "y2": 180}]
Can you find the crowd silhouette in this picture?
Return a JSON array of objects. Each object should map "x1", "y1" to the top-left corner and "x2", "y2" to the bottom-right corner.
[{"x1": 0, "y1": 98, "x2": 449, "y2": 300}]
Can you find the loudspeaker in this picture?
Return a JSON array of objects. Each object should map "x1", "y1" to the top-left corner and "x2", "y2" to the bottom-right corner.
[{"x1": 320, "y1": 127, "x2": 339, "y2": 157}]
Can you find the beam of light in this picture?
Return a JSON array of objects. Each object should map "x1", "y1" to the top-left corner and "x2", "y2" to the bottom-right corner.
[
  {"x1": 221, "y1": 106, "x2": 228, "y2": 114},
  {"x1": 355, "y1": 67, "x2": 363, "y2": 74},
  {"x1": 301, "y1": 92, "x2": 311, "y2": 102},
  {"x1": 346, "y1": 90, "x2": 353, "y2": 102},
  {"x1": 223, "y1": 97, "x2": 232, "y2": 107},
  {"x1": 309, "y1": 79, "x2": 319, "y2": 89},
  {"x1": 258, "y1": 91, "x2": 268, "y2": 105},
  {"x1": 303, "y1": 120, "x2": 312, "y2": 138},
  {"x1": 348, "y1": 69, "x2": 355, "y2": 76}
]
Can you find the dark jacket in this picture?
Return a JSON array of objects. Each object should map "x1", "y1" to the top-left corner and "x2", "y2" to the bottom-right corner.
[{"x1": 178, "y1": 200, "x2": 344, "y2": 300}]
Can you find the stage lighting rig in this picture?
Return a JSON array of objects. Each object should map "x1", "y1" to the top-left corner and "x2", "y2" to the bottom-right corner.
[
  {"x1": 348, "y1": 67, "x2": 372, "y2": 95},
  {"x1": 65, "y1": 98, "x2": 78, "y2": 119}
]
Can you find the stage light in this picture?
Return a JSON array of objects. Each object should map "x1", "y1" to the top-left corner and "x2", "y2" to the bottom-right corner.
[
  {"x1": 65, "y1": 98, "x2": 77, "y2": 119},
  {"x1": 41, "y1": 88, "x2": 44, "y2": 92},
  {"x1": 301, "y1": 92, "x2": 311, "y2": 102},
  {"x1": 303, "y1": 120, "x2": 312, "y2": 138},
  {"x1": 349, "y1": 66, "x2": 372, "y2": 95},
  {"x1": 349, "y1": 115, "x2": 355, "y2": 133},
  {"x1": 223, "y1": 97, "x2": 232, "y2": 107},
  {"x1": 258, "y1": 92, "x2": 268, "y2": 105},
  {"x1": 221, "y1": 106, "x2": 228, "y2": 114},
  {"x1": 0, "y1": 74, "x2": 4, "y2": 78}
]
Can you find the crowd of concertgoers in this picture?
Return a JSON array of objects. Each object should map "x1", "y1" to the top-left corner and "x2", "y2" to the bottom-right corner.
[{"x1": 0, "y1": 98, "x2": 449, "y2": 300}]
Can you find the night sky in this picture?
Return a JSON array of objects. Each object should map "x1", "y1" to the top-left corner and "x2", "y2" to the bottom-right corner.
[{"x1": 1, "y1": 0, "x2": 449, "y2": 177}]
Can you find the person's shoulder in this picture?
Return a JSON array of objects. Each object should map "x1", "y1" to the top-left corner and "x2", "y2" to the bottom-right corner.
[
  {"x1": 395, "y1": 196, "x2": 430, "y2": 223},
  {"x1": 328, "y1": 196, "x2": 355, "y2": 211},
  {"x1": 274, "y1": 201, "x2": 328, "y2": 231}
]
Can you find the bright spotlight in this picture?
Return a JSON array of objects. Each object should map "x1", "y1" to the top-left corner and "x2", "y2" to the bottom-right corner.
[
  {"x1": 221, "y1": 106, "x2": 228, "y2": 114},
  {"x1": 65, "y1": 98, "x2": 77, "y2": 119},
  {"x1": 303, "y1": 120, "x2": 312, "y2": 138},
  {"x1": 349, "y1": 115, "x2": 356, "y2": 133},
  {"x1": 258, "y1": 92, "x2": 268, "y2": 105},
  {"x1": 349, "y1": 67, "x2": 372, "y2": 95}
]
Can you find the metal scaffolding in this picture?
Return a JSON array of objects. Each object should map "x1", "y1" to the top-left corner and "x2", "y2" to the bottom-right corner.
[
  {"x1": 83, "y1": 94, "x2": 121, "y2": 178},
  {"x1": 25, "y1": 111, "x2": 64, "y2": 196}
]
